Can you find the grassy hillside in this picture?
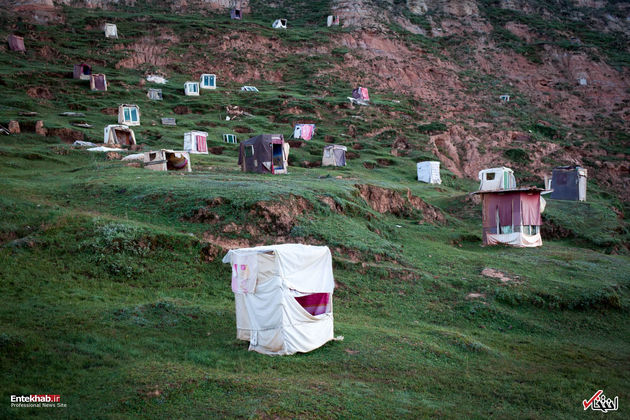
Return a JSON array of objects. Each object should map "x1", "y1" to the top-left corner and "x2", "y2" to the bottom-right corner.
[{"x1": 1, "y1": 2, "x2": 629, "y2": 419}]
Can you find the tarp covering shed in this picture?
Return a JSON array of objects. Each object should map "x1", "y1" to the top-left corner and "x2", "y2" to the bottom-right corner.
[
  {"x1": 230, "y1": 8, "x2": 242, "y2": 19},
  {"x1": 293, "y1": 124, "x2": 315, "y2": 140},
  {"x1": 322, "y1": 145, "x2": 347, "y2": 167},
  {"x1": 118, "y1": 104, "x2": 140, "y2": 126},
  {"x1": 222, "y1": 244, "x2": 336, "y2": 355},
  {"x1": 272, "y1": 19, "x2": 287, "y2": 29},
  {"x1": 184, "y1": 81, "x2": 199, "y2": 96},
  {"x1": 147, "y1": 88, "x2": 162, "y2": 100},
  {"x1": 8, "y1": 35, "x2": 25, "y2": 52},
  {"x1": 90, "y1": 74, "x2": 107, "y2": 91},
  {"x1": 104, "y1": 124, "x2": 136, "y2": 146},
  {"x1": 239, "y1": 134, "x2": 289, "y2": 174},
  {"x1": 473, "y1": 187, "x2": 546, "y2": 247},
  {"x1": 184, "y1": 131, "x2": 208, "y2": 154},
  {"x1": 73, "y1": 63, "x2": 91, "y2": 80},
  {"x1": 144, "y1": 149, "x2": 191, "y2": 172},
  {"x1": 478, "y1": 167, "x2": 516, "y2": 191},
  {"x1": 200, "y1": 74, "x2": 216, "y2": 89},
  {"x1": 417, "y1": 161, "x2": 441, "y2": 184},
  {"x1": 104, "y1": 23, "x2": 118, "y2": 38},
  {"x1": 550, "y1": 165, "x2": 587, "y2": 201}
]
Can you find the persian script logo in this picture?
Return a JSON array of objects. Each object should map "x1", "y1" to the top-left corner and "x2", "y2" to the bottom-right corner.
[{"x1": 583, "y1": 390, "x2": 618, "y2": 413}]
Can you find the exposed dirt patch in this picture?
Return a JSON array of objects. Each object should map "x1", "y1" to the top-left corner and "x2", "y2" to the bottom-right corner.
[
  {"x1": 202, "y1": 233, "x2": 249, "y2": 250},
  {"x1": 345, "y1": 151, "x2": 360, "y2": 159},
  {"x1": 363, "y1": 162, "x2": 375, "y2": 169},
  {"x1": 209, "y1": 147, "x2": 224, "y2": 155},
  {"x1": 200, "y1": 242, "x2": 221, "y2": 262},
  {"x1": 319, "y1": 196, "x2": 343, "y2": 213},
  {"x1": 186, "y1": 208, "x2": 221, "y2": 224},
  {"x1": 355, "y1": 184, "x2": 445, "y2": 223},
  {"x1": 391, "y1": 136, "x2": 410, "y2": 156},
  {"x1": 302, "y1": 161, "x2": 322, "y2": 168},
  {"x1": 106, "y1": 152, "x2": 121, "y2": 160},
  {"x1": 250, "y1": 195, "x2": 312, "y2": 235},
  {"x1": 233, "y1": 126, "x2": 252, "y2": 134},
  {"x1": 288, "y1": 140, "x2": 304, "y2": 148},
  {"x1": 481, "y1": 268, "x2": 521, "y2": 284},
  {"x1": 324, "y1": 135, "x2": 335, "y2": 143},
  {"x1": 100, "y1": 107, "x2": 118, "y2": 115},
  {"x1": 173, "y1": 105, "x2": 191, "y2": 115},
  {"x1": 333, "y1": 246, "x2": 362, "y2": 263},
  {"x1": 184, "y1": 197, "x2": 226, "y2": 224},
  {"x1": 376, "y1": 158, "x2": 394, "y2": 167},
  {"x1": 26, "y1": 86, "x2": 53, "y2": 100},
  {"x1": 115, "y1": 32, "x2": 180, "y2": 69},
  {"x1": 47, "y1": 128, "x2": 84, "y2": 143},
  {"x1": 351, "y1": 142, "x2": 362, "y2": 150},
  {"x1": 222, "y1": 222, "x2": 239, "y2": 233},
  {"x1": 406, "y1": 190, "x2": 447, "y2": 224},
  {"x1": 365, "y1": 126, "x2": 396, "y2": 138},
  {"x1": 347, "y1": 124, "x2": 357, "y2": 137}
]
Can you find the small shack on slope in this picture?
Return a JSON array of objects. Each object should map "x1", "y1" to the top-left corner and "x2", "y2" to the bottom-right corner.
[
  {"x1": 239, "y1": 134, "x2": 289, "y2": 174},
  {"x1": 90, "y1": 74, "x2": 107, "y2": 91},
  {"x1": 417, "y1": 161, "x2": 441, "y2": 184},
  {"x1": 144, "y1": 150, "x2": 191, "y2": 172},
  {"x1": 183, "y1": 131, "x2": 208, "y2": 154},
  {"x1": 73, "y1": 63, "x2": 91, "y2": 80},
  {"x1": 230, "y1": 8, "x2": 242, "y2": 19},
  {"x1": 472, "y1": 187, "x2": 547, "y2": 247},
  {"x1": 118, "y1": 104, "x2": 140, "y2": 126},
  {"x1": 8, "y1": 35, "x2": 25, "y2": 52},
  {"x1": 322, "y1": 145, "x2": 347, "y2": 167},
  {"x1": 550, "y1": 165, "x2": 587, "y2": 201},
  {"x1": 104, "y1": 124, "x2": 136, "y2": 146},
  {"x1": 104, "y1": 23, "x2": 118, "y2": 38},
  {"x1": 147, "y1": 88, "x2": 162, "y2": 100}
]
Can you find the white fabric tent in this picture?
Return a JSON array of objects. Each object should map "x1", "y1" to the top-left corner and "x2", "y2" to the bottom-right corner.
[
  {"x1": 222, "y1": 244, "x2": 336, "y2": 356},
  {"x1": 417, "y1": 161, "x2": 441, "y2": 184}
]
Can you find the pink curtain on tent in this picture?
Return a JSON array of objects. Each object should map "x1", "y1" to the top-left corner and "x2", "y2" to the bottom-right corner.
[
  {"x1": 299, "y1": 124, "x2": 314, "y2": 140},
  {"x1": 360, "y1": 87, "x2": 369, "y2": 100},
  {"x1": 196, "y1": 135, "x2": 207, "y2": 152},
  {"x1": 295, "y1": 293, "x2": 330, "y2": 316},
  {"x1": 483, "y1": 192, "x2": 541, "y2": 228},
  {"x1": 520, "y1": 193, "x2": 541, "y2": 225},
  {"x1": 482, "y1": 192, "x2": 519, "y2": 228}
]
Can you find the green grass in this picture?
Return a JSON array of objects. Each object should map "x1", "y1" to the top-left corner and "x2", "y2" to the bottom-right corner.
[{"x1": 0, "y1": 3, "x2": 629, "y2": 419}]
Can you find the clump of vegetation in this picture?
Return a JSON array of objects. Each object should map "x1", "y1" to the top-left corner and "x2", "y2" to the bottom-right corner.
[{"x1": 504, "y1": 148, "x2": 530, "y2": 164}]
